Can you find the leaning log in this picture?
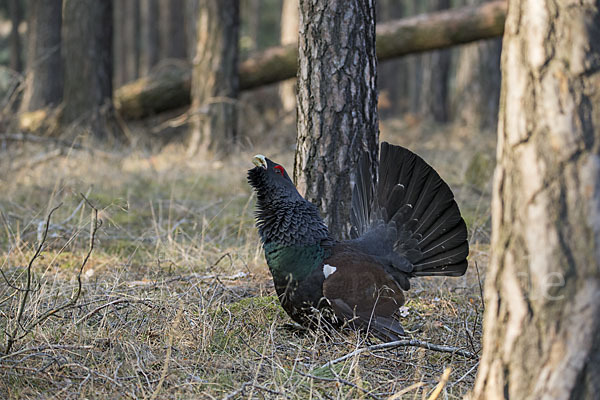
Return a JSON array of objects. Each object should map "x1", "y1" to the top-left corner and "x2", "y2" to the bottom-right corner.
[{"x1": 114, "y1": 0, "x2": 507, "y2": 119}]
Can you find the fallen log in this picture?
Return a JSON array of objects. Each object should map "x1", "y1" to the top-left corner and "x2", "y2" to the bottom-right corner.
[{"x1": 114, "y1": 0, "x2": 506, "y2": 119}]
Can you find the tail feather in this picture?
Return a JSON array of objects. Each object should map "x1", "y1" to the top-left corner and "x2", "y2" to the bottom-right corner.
[{"x1": 350, "y1": 142, "x2": 469, "y2": 281}]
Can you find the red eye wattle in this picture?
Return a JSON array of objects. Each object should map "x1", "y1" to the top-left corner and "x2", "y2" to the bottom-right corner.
[{"x1": 274, "y1": 165, "x2": 284, "y2": 175}]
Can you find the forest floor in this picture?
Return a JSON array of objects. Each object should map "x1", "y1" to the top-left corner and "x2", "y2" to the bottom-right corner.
[{"x1": 0, "y1": 119, "x2": 496, "y2": 399}]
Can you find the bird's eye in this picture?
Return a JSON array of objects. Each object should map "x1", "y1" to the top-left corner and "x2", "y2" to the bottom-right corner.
[{"x1": 274, "y1": 165, "x2": 284, "y2": 175}]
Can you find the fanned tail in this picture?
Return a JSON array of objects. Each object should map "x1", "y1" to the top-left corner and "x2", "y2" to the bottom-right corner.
[{"x1": 350, "y1": 142, "x2": 469, "y2": 280}]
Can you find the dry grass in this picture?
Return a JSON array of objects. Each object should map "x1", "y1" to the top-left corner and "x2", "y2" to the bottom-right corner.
[{"x1": 0, "y1": 121, "x2": 495, "y2": 399}]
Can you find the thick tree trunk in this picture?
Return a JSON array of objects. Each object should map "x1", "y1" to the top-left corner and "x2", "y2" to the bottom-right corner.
[
  {"x1": 114, "y1": 0, "x2": 141, "y2": 86},
  {"x1": 278, "y1": 0, "x2": 299, "y2": 114},
  {"x1": 376, "y1": 0, "x2": 406, "y2": 118},
  {"x1": 62, "y1": 0, "x2": 118, "y2": 140},
  {"x1": 8, "y1": 0, "x2": 23, "y2": 73},
  {"x1": 246, "y1": 0, "x2": 262, "y2": 52},
  {"x1": 471, "y1": 1, "x2": 600, "y2": 399},
  {"x1": 159, "y1": 0, "x2": 187, "y2": 60},
  {"x1": 19, "y1": 0, "x2": 63, "y2": 112},
  {"x1": 450, "y1": 0, "x2": 501, "y2": 129},
  {"x1": 114, "y1": 0, "x2": 506, "y2": 120},
  {"x1": 188, "y1": 0, "x2": 239, "y2": 155},
  {"x1": 185, "y1": 0, "x2": 200, "y2": 62},
  {"x1": 140, "y1": 0, "x2": 160, "y2": 76},
  {"x1": 419, "y1": 0, "x2": 451, "y2": 122},
  {"x1": 114, "y1": 2, "x2": 126, "y2": 87},
  {"x1": 294, "y1": 0, "x2": 378, "y2": 239}
]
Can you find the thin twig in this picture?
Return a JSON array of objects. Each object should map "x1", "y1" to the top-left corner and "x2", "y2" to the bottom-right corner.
[
  {"x1": 74, "y1": 298, "x2": 154, "y2": 325},
  {"x1": 427, "y1": 367, "x2": 452, "y2": 400},
  {"x1": 11, "y1": 196, "x2": 100, "y2": 346},
  {"x1": 295, "y1": 370, "x2": 382, "y2": 400},
  {"x1": 4, "y1": 204, "x2": 62, "y2": 355},
  {"x1": 450, "y1": 361, "x2": 479, "y2": 387},
  {"x1": 148, "y1": 305, "x2": 182, "y2": 400},
  {"x1": 319, "y1": 339, "x2": 477, "y2": 370},
  {"x1": 0, "y1": 344, "x2": 94, "y2": 362},
  {"x1": 474, "y1": 261, "x2": 485, "y2": 311}
]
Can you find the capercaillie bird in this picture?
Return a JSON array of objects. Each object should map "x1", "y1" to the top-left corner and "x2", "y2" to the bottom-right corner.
[{"x1": 247, "y1": 142, "x2": 468, "y2": 340}]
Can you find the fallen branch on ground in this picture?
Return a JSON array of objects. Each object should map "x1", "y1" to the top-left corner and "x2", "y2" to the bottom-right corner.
[{"x1": 319, "y1": 339, "x2": 477, "y2": 370}]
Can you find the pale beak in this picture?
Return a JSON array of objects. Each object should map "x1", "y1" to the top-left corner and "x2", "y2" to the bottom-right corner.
[{"x1": 252, "y1": 154, "x2": 267, "y2": 169}]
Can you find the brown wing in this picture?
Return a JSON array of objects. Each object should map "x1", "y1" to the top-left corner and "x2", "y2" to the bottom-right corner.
[{"x1": 322, "y1": 247, "x2": 406, "y2": 341}]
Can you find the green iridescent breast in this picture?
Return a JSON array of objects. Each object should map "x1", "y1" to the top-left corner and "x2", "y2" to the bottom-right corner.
[{"x1": 263, "y1": 242, "x2": 329, "y2": 285}]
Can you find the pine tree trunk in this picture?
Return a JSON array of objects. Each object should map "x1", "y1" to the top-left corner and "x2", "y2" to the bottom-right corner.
[
  {"x1": 114, "y1": 3, "x2": 126, "y2": 86},
  {"x1": 115, "y1": 0, "x2": 141, "y2": 86},
  {"x1": 19, "y1": 0, "x2": 63, "y2": 112},
  {"x1": 450, "y1": 0, "x2": 501, "y2": 129},
  {"x1": 294, "y1": 0, "x2": 379, "y2": 239},
  {"x1": 471, "y1": 1, "x2": 600, "y2": 399},
  {"x1": 185, "y1": 0, "x2": 200, "y2": 62},
  {"x1": 278, "y1": 0, "x2": 298, "y2": 114},
  {"x1": 127, "y1": 0, "x2": 141, "y2": 82},
  {"x1": 376, "y1": 0, "x2": 406, "y2": 118},
  {"x1": 247, "y1": 0, "x2": 262, "y2": 52},
  {"x1": 419, "y1": 0, "x2": 451, "y2": 122},
  {"x1": 62, "y1": 0, "x2": 118, "y2": 140},
  {"x1": 188, "y1": 0, "x2": 239, "y2": 155},
  {"x1": 159, "y1": 0, "x2": 187, "y2": 60},
  {"x1": 8, "y1": 0, "x2": 22, "y2": 73},
  {"x1": 140, "y1": 0, "x2": 160, "y2": 76}
]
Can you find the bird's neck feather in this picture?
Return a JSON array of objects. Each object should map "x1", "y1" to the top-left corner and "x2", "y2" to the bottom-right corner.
[{"x1": 256, "y1": 198, "x2": 329, "y2": 247}]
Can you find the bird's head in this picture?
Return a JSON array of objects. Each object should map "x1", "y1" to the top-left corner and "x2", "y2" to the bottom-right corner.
[
  {"x1": 247, "y1": 155, "x2": 303, "y2": 204},
  {"x1": 248, "y1": 154, "x2": 329, "y2": 245}
]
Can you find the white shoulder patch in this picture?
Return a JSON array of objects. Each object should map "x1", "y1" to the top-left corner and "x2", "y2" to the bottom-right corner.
[{"x1": 323, "y1": 264, "x2": 337, "y2": 279}]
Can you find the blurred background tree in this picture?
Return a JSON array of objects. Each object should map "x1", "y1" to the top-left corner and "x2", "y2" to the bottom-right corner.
[
  {"x1": 0, "y1": 0, "x2": 505, "y2": 146},
  {"x1": 18, "y1": 0, "x2": 62, "y2": 113},
  {"x1": 61, "y1": 0, "x2": 118, "y2": 140}
]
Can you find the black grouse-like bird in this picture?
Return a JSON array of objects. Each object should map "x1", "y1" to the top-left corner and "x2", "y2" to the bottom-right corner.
[{"x1": 248, "y1": 142, "x2": 468, "y2": 340}]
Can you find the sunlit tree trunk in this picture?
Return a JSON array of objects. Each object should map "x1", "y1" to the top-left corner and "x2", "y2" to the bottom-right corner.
[
  {"x1": 450, "y1": 0, "x2": 501, "y2": 129},
  {"x1": 278, "y1": 0, "x2": 298, "y2": 114},
  {"x1": 471, "y1": 1, "x2": 600, "y2": 399},
  {"x1": 376, "y1": 0, "x2": 405, "y2": 118},
  {"x1": 419, "y1": 0, "x2": 451, "y2": 122},
  {"x1": 294, "y1": 0, "x2": 378, "y2": 239},
  {"x1": 62, "y1": 0, "x2": 118, "y2": 140},
  {"x1": 19, "y1": 0, "x2": 63, "y2": 112},
  {"x1": 159, "y1": 0, "x2": 187, "y2": 60},
  {"x1": 140, "y1": 0, "x2": 160, "y2": 76},
  {"x1": 188, "y1": 0, "x2": 239, "y2": 155},
  {"x1": 8, "y1": 0, "x2": 22, "y2": 73},
  {"x1": 114, "y1": 0, "x2": 141, "y2": 86}
]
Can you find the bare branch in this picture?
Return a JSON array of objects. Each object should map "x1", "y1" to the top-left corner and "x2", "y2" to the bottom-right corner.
[
  {"x1": 319, "y1": 339, "x2": 477, "y2": 371},
  {"x1": 4, "y1": 203, "x2": 62, "y2": 355},
  {"x1": 20, "y1": 195, "x2": 99, "y2": 336}
]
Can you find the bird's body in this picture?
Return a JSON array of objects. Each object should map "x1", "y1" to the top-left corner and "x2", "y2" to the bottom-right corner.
[{"x1": 248, "y1": 142, "x2": 468, "y2": 340}]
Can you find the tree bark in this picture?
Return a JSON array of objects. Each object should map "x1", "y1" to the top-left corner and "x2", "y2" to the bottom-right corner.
[
  {"x1": 278, "y1": 0, "x2": 299, "y2": 113},
  {"x1": 376, "y1": 0, "x2": 406, "y2": 118},
  {"x1": 471, "y1": 1, "x2": 600, "y2": 399},
  {"x1": 294, "y1": 0, "x2": 378, "y2": 239},
  {"x1": 8, "y1": 0, "x2": 23, "y2": 73},
  {"x1": 62, "y1": 0, "x2": 118, "y2": 140},
  {"x1": 188, "y1": 0, "x2": 239, "y2": 155},
  {"x1": 19, "y1": 0, "x2": 63, "y2": 112},
  {"x1": 450, "y1": 0, "x2": 501, "y2": 129},
  {"x1": 246, "y1": 0, "x2": 262, "y2": 52},
  {"x1": 419, "y1": 0, "x2": 451, "y2": 122},
  {"x1": 114, "y1": 0, "x2": 507, "y2": 120},
  {"x1": 140, "y1": 0, "x2": 160, "y2": 76},
  {"x1": 114, "y1": 0, "x2": 141, "y2": 86},
  {"x1": 159, "y1": 0, "x2": 187, "y2": 60}
]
